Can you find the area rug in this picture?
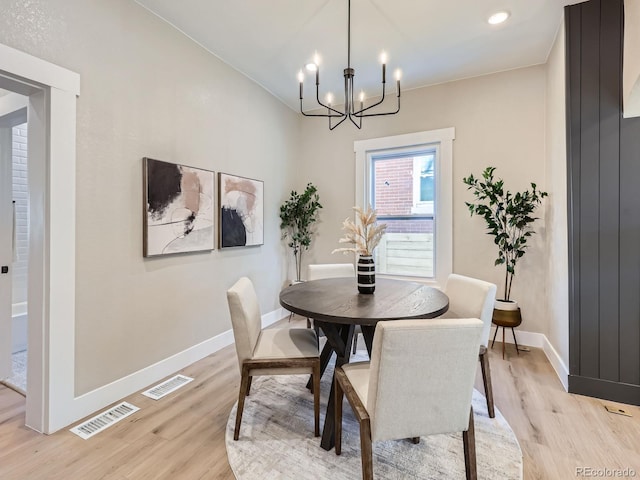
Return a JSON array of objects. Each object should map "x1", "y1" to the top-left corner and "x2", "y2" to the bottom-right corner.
[{"x1": 225, "y1": 352, "x2": 522, "y2": 479}]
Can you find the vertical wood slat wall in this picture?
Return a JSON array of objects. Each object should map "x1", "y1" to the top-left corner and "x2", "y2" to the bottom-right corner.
[{"x1": 566, "y1": 0, "x2": 640, "y2": 405}]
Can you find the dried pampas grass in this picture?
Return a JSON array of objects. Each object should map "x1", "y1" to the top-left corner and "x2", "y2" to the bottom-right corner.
[{"x1": 333, "y1": 206, "x2": 387, "y2": 256}]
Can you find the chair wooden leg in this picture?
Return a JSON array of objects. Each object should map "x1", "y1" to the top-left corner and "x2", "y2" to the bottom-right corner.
[
  {"x1": 463, "y1": 406, "x2": 477, "y2": 480},
  {"x1": 491, "y1": 325, "x2": 499, "y2": 349},
  {"x1": 501, "y1": 327, "x2": 505, "y2": 360},
  {"x1": 234, "y1": 366, "x2": 251, "y2": 441},
  {"x1": 360, "y1": 418, "x2": 374, "y2": 480},
  {"x1": 352, "y1": 334, "x2": 358, "y2": 354},
  {"x1": 335, "y1": 376, "x2": 343, "y2": 455},
  {"x1": 246, "y1": 376, "x2": 252, "y2": 396},
  {"x1": 313, "y1": 360, "x2": 320, "y2": 437},
  {"x1": 511, "y1": 327, "x2": 520, "y2": 355},
  {"x1": 479, "y1": 346, "x2": 495, "y2": 418}
]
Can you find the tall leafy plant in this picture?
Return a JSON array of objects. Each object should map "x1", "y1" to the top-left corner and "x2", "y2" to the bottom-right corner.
[
  {"x1": 463, "y1": 167, "x2": 547, "y2": 301},
  {"x1": 280, "y1": 183, "x2": 322, "y2": 282}
]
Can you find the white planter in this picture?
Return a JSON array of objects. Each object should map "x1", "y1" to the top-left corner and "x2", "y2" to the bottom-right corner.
[{"x1": 495, "y1": 299, "x2": 519, "y2": 311}]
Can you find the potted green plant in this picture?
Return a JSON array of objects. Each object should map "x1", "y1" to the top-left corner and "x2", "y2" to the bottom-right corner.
[
  {"x1": 463, "y1": 167, "x2": 547, "y2": 309},
  {"x1": 280, "y1": 183, "x2": 322, "y2": 282}
]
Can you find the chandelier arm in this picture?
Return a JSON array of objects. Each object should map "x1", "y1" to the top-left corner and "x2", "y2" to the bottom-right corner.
[
  {"x1": 300, "y1": 99, "x2": 345, "y2": 117},
  {"x1": 347, "y1": 113, "x2": 362, "y2": 129},
  {"x1": 315, "y1": 86, "x2": 344, "y2": 116},
  {"x1": 353, "y1": 83, "x2": 387, "y2": 115},
  {"x1": 329, "y1": 114, "x2": 349, "y2": 130},
  {"x1": 355, "y1": 95, "x2": 401, "y2": 117},
  {"x1": 301, "y1": 111, "x2": 346, "y2": 118}
]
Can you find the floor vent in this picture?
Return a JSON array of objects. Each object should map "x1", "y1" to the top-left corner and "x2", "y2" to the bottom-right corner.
[
  {"x1": 141, "y1": 374, "x2": 194, "y2": 400},
  {"x1": 70, "y1": 402, "x2": 139, "y2": 440}
]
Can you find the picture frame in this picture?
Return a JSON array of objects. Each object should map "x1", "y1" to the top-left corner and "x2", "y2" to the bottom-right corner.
[
  {"x1": 143, "y1": 157, "x2": 215, "y2": 257},
  {"x1": 218, "y1": 172, "x2": 264, "y2": 248}
]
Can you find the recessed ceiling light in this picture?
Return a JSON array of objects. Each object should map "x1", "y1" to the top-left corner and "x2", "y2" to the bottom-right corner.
[
  {"x1": 488, "y1": 11, "x2": 510, "y2": 25},
  {"x1": 305, "y1": 63, "x2": 318, "y2": 72}
]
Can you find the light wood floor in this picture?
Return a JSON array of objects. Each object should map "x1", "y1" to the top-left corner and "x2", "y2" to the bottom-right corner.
[{"x1": 1, "y1": 316, "x2": 639, "y2": 480}]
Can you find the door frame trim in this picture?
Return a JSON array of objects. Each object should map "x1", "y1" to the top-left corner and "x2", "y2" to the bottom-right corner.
[{"x1": 0, "y1": 42, "x2": 80, "y2": 433}]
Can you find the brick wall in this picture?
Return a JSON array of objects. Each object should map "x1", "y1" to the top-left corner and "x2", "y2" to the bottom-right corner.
[
  {"x1": 12, "y1": 123, "x2": 28, "y2": 305},
  {"x1": 373, "y1": 157, "x2": 413, "y2": 216},
  {"x1": 373, "y1": 157, "x2": 433, "y2": 233}
]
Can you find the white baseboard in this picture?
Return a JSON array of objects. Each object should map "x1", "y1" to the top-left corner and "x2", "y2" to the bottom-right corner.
[
  {"x1": 542, "y1": 336, "x2": 569, "y2": 391},
  {"x1": 262, "y1": 307, "x2": 287, "y2": 328},
  {"x1": 68, "y1": 307, "x2": 287, "y2": 431},
  {"x1": 490, "y1": 326, "x2": 569, "y2": 391},
  {"x1": 489, "y1": 326, "x2": 545, "y2": 349},
  {"x1": 66, "y1": 309, "x2": 567, "y2": 432}
]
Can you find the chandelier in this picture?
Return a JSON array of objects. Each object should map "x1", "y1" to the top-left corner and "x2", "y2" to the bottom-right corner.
[{"x1": 297, "y1": 0, "x2": 401, "y2": 130}]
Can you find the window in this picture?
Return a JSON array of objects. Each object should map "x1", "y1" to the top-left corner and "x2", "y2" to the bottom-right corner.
[
  {"x1": 412, "y1": 154, "x2": 435, "y2": 214},
  {"x1": 354, "y1": 129, "x2": 454, "y2": 286}
]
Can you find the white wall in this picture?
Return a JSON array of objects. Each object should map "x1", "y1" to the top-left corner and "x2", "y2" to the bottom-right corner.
[
  {"x1": 298, "y1": 65, "x2": 549, "y2": 333},
  {"x1": 11, "y1": 123, "x2": 28, "y2": 305},
  {"x1": 544, "y1": 22, "x2": 570, "y2": 371},
  {"x1": 0, "y1": 0, "x2": 300, "y2": 396}
]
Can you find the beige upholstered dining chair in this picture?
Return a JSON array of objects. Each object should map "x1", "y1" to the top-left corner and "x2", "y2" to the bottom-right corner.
[
  {"x1": 307, "y1": 263, "x2": 360, "y2": 352},
  {"x1": 307, "y1": 263, "x2": 355, "y2": 281},
  {"x1": 335, "y1": 318, "x2": 484, "y2": 480},
  {"x1": 439, "y1": 274, "x2": 498, "y2": 418},
  {"x1": 226, "y1": 277, "x2": 320, "y2": 440}
]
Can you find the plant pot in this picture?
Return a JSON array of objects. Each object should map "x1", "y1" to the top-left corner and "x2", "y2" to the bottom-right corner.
[
  {"x1": 357, "y1": 255, "x2": 375, "y2": 294},
  {"x1": 495, "y1": 299, "x2": 518, "y2": 311}
]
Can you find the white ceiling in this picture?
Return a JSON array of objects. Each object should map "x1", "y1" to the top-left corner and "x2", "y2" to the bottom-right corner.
[{"x1": 135, "y1": 0, "x2": 580, "y2": 111}]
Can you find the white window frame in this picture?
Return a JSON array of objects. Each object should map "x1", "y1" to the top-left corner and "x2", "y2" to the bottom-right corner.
[{"x1": 354, "y1": 128, "x2": 454, "y2": 288}]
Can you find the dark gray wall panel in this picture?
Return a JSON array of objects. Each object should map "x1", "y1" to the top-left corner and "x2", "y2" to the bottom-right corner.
[
  {"x1": 566, "y1": 0, "x2": 640, "y2": 405},
  {"x1": 567, "y1": 6, "x2": 582, "y2": 375},
  {"x1": 597, "y1": 0, "x2": 621, "y2": 382},
  {"x1": 577, "y1": 0, "x2": 601, "y2": 379},
  {"x1": 619, "y1": 116, "x2": 640, "y2": 386}
]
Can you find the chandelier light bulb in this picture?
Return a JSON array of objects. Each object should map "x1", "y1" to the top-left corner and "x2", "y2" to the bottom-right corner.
[
  {"x1": 359, "y1": 91, "x2": 365, "y2": 102},
  {"x1": 394, "y1": 69, "x2": 402, "y2": 81},
  {"x1": 326, "y1": 92, "x2": 333, "y2": 105},
  {"x1": 305, "y1": 63, "x2": 317, "y2": 72},
  {"x1": 313, "y1": 52, "x2": 321, "y2": 66},
  {"x1": 379, "y1": 51, "x2": 388, "y2": 64},
  {"x1": 297, "y1": 70, "x2": 305, "y2": 82}
]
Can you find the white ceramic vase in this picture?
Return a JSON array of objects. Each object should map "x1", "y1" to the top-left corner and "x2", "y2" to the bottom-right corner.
[{"x1": 494, "y1": 299, "x2": 518, "y2": 311}]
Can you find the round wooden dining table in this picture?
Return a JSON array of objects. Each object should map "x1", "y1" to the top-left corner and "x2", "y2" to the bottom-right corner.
[{"x1": 279, "y1": 277, "x2": 449, "y2": 450}]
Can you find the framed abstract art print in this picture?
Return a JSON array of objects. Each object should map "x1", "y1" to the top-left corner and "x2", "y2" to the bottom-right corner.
[
  {"x1": 218, "y1": 172, "x2": 264, "y2": 248},
  {"x1": 143, "y1": 157, "x2": 215, "y2": 256}
]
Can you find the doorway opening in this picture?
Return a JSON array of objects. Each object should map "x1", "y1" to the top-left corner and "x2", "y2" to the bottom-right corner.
[
  {"x1": 0, "y1": 42, "x2": 80, "y2": 433},
  {"x1": 0, "y1": 93, "x2": 29, "y2": 395}
]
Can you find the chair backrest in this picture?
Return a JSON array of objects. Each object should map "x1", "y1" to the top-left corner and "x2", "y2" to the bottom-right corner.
[
  {"x1": 226, "y1": 277, "x2": 262, "y2": 368},
  {"x1": 443, "y1": 273, "x2": 497, "y2": 347},
  {"x1": 366, "y1": 318, "x2": 483, "y2": 442},
  {"x1": 307, "y1": 263, "x2": 355, "y2": 281}
]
